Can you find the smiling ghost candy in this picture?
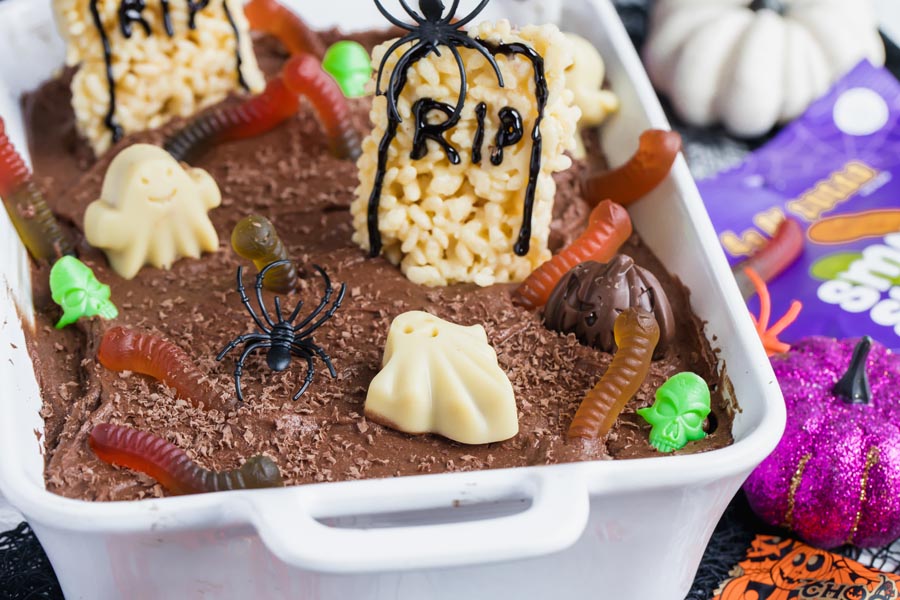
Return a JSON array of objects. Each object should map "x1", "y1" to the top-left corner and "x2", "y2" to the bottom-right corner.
[{"x1": 84, "y1": 144, "x2": 222, "y2": 279}]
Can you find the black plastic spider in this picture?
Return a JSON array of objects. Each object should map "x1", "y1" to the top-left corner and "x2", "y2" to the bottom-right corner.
[
  {"x1": 216, "y1": 260, "x2": 346, "y2": 402},
  {"x1": 374, "y1": 0, "x2": 505, "y2": 124}
]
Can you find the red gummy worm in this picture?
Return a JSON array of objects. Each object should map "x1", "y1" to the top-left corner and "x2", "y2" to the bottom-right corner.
[
  {"x1": 281, "y1": 54, "x2": 361, "y2": 160},
  {"x1": 98, "y1": 327, "x2": 235, "y2": 412},
  {"x1": 0, "y1": 118, "x2": 74, "y2": 261},
  {"x1": 165, "y1": 55, "x2": 360, "y2": 163},
  {"x1": 245, "y1": 0, "x2": 326, "y2": 59},
  {"x1": 732, "y1": 218, "x2": 804, "y2": 297},
  {"x1": 582, "y1": 130, "x2": 682, "y2": 207},
  {"x1": 90, "y1": 423, "x2": 284, "y2": 495},
  {"x1": 164, "y1": 76, "x2": 301, "y2": 163},
  {"x1": 514, "y1": 200, "x2": 633, "y2": 310}
]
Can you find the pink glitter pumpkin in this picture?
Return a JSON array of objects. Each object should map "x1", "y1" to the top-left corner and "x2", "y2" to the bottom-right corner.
[{"x1": 744, "y1": 336, "x2": 900, "y2": 548}]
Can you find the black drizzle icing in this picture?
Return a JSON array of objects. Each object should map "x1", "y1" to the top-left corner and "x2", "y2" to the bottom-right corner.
[
  {"x1": 490, "y1": 106, "x2": 523, "y2": 166},
  {"x1": 222, "y1": 0, "x2": 249, "y2": 91},
  {"x1": 118, "y1": 0, "x2": 151, "y2": 38},
  {"x1": 482, "y1": 40, "x2": 547, "y2": 256},
  {"x1": 367, "y1": 38, "x2": 548, "y2": 258},
  {"x1": 472, "y1": 101, "x2": 487, "y2": 164},
  {"x1": 187, "y1": 0, "x2": 210, "y2": 29},
  {"x1": 160, "y1": 0, "x2": 174, "y2": 37},
  {"x1": 411, "y1": 99, "x2": 461, "y2": 164},
  {"x1": 89, "y1": 0, "x2": 124, "y2": 144}
]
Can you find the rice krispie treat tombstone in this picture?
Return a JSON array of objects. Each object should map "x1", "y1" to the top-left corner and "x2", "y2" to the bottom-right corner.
[
  {"x1": 53, "y1": 0, "x2": 265, "y2": 154},
  {"x1": 352, "y1": 2, "x2": 580, "y2": 287}
]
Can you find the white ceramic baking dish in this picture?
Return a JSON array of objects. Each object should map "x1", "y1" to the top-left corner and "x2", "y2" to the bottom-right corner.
[{"x1": 0, "y1": 0, "x2": 785, "y2": 598}]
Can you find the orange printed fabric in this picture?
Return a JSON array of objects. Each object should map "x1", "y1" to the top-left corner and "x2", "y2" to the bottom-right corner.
[{"x1": 714, "y1": 535, "x2": 900, "y2": 600}]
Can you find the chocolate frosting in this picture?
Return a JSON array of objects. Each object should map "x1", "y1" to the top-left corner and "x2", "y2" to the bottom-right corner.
[{"x1": 543, "y1": 256, "x2": 675, "y2": 357}]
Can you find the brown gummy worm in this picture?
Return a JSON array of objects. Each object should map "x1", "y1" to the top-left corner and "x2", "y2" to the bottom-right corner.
[
  {"x1": 98, "y1": 326, "x2": 235, "y2": 412},
  {"x1": 90, "y1": 423, "x2": 284, "y2": 495},
  {"x1": 568, "y1": 308, "x2": 660, "y2": 440}
]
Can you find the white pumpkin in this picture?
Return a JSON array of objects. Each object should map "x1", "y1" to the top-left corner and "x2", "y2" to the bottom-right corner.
[{"x1": 644, "y1": 0, "x2": 885, "y2": 137}]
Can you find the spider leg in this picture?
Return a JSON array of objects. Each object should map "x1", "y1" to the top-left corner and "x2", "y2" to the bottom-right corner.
[
  {"x1": 255, "y1": 260, "x2": 293, "y2": 328},
  {"x1": 372, "y1": 0, "x2": 416, "y2": 31},
  {"x1": 296, "y1": 282, "x2": 346, "y2": 337},
  {"x1": 216, "y1": 333, "x2": 269, "y2": 361},
  {"x1": 293, "y1": 265, "x2": 333, "y2": 332},
  {"x1": 289, "y1": 350, "x2": 315, "y2": 400},
  {"x1": 274, "y1": 296, "x2": 284, "y2": 323},
  {"x1": 452, "y1": 0, "x2": 491, "y2": 29},
  {"x1": 386, "y1": 41, "x2": 430, "y2": 123},
  {"x1": 255, "y1": 267, "x2": 275, "y2": 327},
  {"x1": 375, "y1": 33, "x2": 418, "y2": 96},
  {"x1": 440, "y1": 0, "x2": 460, "y2": 24},
  {"x1": 397, "y1": 0, "x2": 424, "y2": 24},
  {"x1": 451, "y1": 33, "x2": 505, "y2": 88},
  {"x1": 295, "y1": 283, "x2": 346, "y2": 339},
  {"x1": 233, "y1": 341, "x2": 271, "y2": 403},
  {"x1": 448, "y1": 45, "x2": 467, "y2": 122},
  {"x1": 296, "y1": 341, "x2": 338, "y2": 379},
  {"x1": 236, "y1": 266, "x2": 270, "y2": 333}
]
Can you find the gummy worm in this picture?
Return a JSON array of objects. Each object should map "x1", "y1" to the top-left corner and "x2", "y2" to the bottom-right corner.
[
  {"x1": 582, "y1": 129, "x2": 682, "y2": 207},
  {"x1": 0, "y1": 117, "x2": 74, "y2": 261},
  {"x1": 90, "y1": 423, "x2": 284, "y2": 495},
  {"x1": 568, "y1": 307, "x2": 660, "y2": 440},
  {"x1": 231, "y1": 215, "x2": 297, "y2": 294},
  {"x1": 165, "y1": 54, "x2": 360, "y2": 163},
  {"x1": 513, "y1": 199, "x2": 632, "y2": 310},
  {"x1": 244, "y1": 0, "x2": 326, "y2": 59},
  {"x1": 732, "y1": 217, "x2": 804, "y2": 300},
  {"x1": 98, "y1": 326, "x2": 235, "y2": 412}
]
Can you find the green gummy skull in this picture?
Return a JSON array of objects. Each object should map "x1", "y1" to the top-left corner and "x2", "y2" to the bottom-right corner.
[
  {"x1": 637, "y1": 372, "x2": 711, "y2": 453},
  {"x1": 50, "y1": 256, "x2": 118, "y2": 329},
  {"x1": 322, "y1": 40, "x2": 373, "y2": 98}
]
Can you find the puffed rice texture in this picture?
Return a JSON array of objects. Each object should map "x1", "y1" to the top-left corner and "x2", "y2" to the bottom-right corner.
[
  {"x1": 352, "y1": 21, "x2": 581, "y2": 287},
  {"x1": 53, "y1": 0, "x2": 264, "y2": 155}
]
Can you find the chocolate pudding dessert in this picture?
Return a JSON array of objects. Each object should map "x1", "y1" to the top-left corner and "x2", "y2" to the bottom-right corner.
[{"x1": 11, "y1": 10, "x2": 733, "y2": 502}]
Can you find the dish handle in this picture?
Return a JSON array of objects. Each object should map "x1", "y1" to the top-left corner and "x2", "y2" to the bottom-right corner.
[{"x1": 245, "y1": 467, "x2": 590, "y2": 573}]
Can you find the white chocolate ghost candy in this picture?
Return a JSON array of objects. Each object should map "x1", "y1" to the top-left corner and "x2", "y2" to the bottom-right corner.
[
  {"x1": 84, "y1": 144, "x2": 221, "y2": 279},
  {"x1": 564, "y1": 33, "x2": 619, "y2": 160},
  {"x1": 365, "y1": 311, "x2": 519, "y2": 445}
]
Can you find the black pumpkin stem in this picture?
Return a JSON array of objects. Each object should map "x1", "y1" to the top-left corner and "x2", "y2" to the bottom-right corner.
[
  {"x1": 749, "y1": 0, "x2": 785, "y2": 14},
  {"x1": 833, "y1": 337, "x2": 873, "y2": 405}
]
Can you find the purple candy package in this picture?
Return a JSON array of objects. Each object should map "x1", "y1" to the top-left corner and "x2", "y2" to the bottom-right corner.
[{"x1": 699, "y1": 61, "x2": 900, "y2": 349}]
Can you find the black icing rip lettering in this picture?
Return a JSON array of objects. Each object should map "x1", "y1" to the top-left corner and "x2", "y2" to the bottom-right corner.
[
  {"x1": 117, "y1": 0, "x2": 151, "y2": 38},
  {"x1": 187, "y1": 0, "x2": 211, "y2": 29},
  {"x1": 411, "y1": 99, "x2": 461, "y2": 165},
  {"x1": 89, "y1": 0, "x2": 124, "y2": 144},
  {"x1": 490, "y1": 106, "x2": 523, "y2": 166},
  {"x1": 222, "y1": 0, "x2": 249, "y2": 91},
  {"x1": 472, "y1": 102, "x2": 487, "y2": 164}
]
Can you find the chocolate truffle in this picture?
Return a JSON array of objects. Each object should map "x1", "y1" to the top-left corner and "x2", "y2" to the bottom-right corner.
[{"x1": 543, "y1": 256, "x2": 675, "y2": 357}]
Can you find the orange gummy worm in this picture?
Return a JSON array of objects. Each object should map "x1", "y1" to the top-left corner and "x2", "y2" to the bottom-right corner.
[
  {"x1": 745, "y1": 267, "x2": 802, "y2": 357},
  {"x1": 98, "y1": 327, "x2": 235, "y2": 412},
  {"x1": 583, "y1": 129, "x2": 682, "y2": 207},
  {"x1": 568, "y1": 308, "x2": 659, "y2": 441},
  {"x1": 513, "y1": 199, "x2": 632, "y2": 310},
  {"x1": 245, "y1": 0, "x2": 326, "y2": 59},
  {"x1": 90, "y1": 423, "x2": 283, "y2": 495}
]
